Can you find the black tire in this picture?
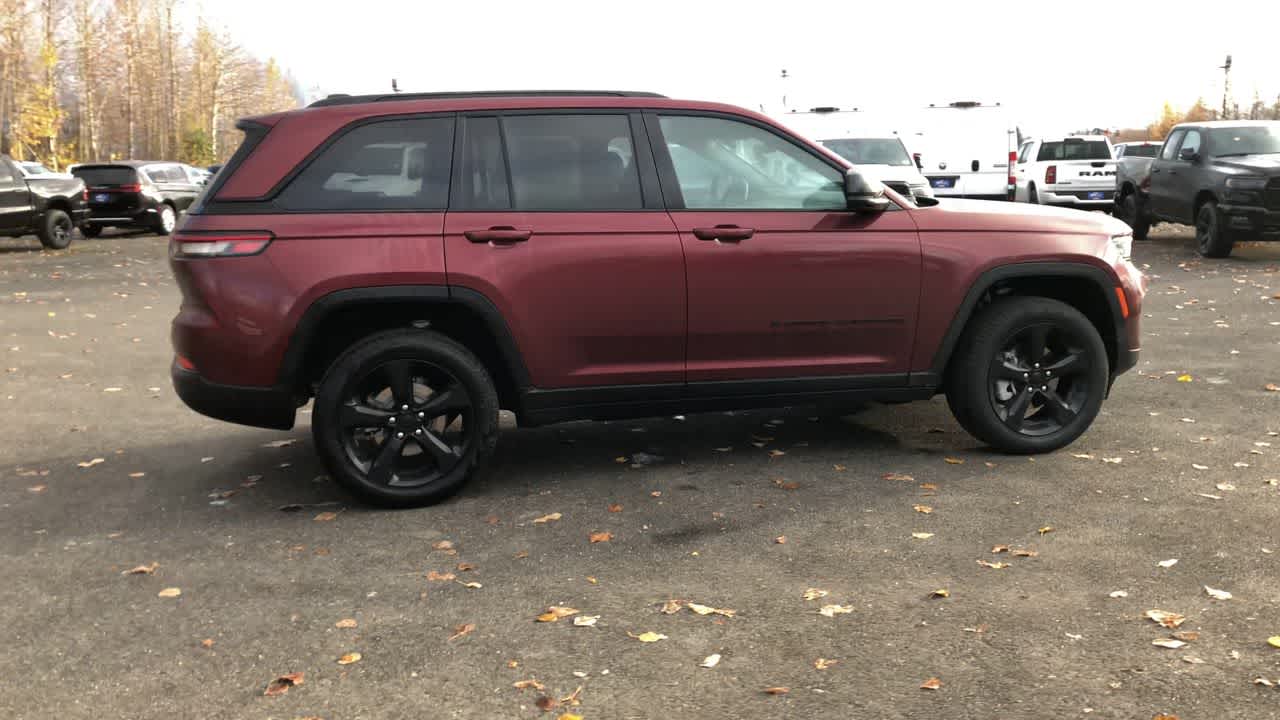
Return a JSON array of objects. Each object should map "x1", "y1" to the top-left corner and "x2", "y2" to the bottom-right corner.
[
  {"x1": 1195, "y1": 200, "x2": 1233, "y2": 258},
  {"x1": 154, "y1": 204, "x2": 177, "y2": 236},
  {"x1": 945, "y1": 297, "x2": 1109, "y2": 454},
  {"x1": 1119, "y1": 193, "x2": 1150, "y2": 240},
  {"x1": 312, "y1": 329, "x2": 499, "y2": 507},
  {"x1": 37, "y1": 209, "x2": 74, "y2": 250},
  {"x1": 1027, "y1": 184, "x2": 1039, "y2": 204},
  {"x1": 80, "y1": 225, "x2": 102, "y2": 238}
]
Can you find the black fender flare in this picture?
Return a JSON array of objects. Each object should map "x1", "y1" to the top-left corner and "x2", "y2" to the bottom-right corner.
[
  {"x1": 275, "y1": 285, "x2": 531, "y2": 390},
  {"x1": 913, "y1": 262, "x2": 1125, "y2": 388}
]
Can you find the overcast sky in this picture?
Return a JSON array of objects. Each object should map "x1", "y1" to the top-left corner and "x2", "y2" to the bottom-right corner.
[{"x1": 201, "y1": 0, "x2": 1278, "y2": 136}]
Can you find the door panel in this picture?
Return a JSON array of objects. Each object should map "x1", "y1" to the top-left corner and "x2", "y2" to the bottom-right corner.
[
  {"x1": 674, "y1": 210, "x2": 921, "y2": 382},
  {"x1": 1147, "y1": 129, "x2": 1185, "y2": 219},
  {"x1": 0, "y1": 160, "x2": 29, "y2": 232},
  {"x1": 444, "y1": 212, "x2": 685, "y2": 388}
]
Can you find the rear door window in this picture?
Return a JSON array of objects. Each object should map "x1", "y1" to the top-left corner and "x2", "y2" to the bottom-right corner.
[
  {"x1": 276, "y1": 116, "x2": 454, "y2": 211},
  {"x1": 500, "y1": 114, "x2": 643, "y2": 210}
]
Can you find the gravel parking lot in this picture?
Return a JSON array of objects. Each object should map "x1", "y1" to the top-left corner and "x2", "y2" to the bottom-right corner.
[{"x1": 3, "y1": 225, "x2": 1279, "y2": 719}]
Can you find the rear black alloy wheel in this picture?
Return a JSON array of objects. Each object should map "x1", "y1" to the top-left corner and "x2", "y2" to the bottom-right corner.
[
  {"x1": 946, "y1": 297, "x2": 1108, "y2": 453},
  {"x1": 988, "y1": 323, "x2": 1091, "y2": 437},
  {"x1": 340, "y1": 359, "x2": 473, "y2": 488},
  {"x1": 155, "y1": 204, "x2": 177, "y2": 236},
  {"x1": 1120, "y1": 193, "x2": 1150, "y2": 240},
  {"x1": 80, "y1": 224, "x2": 102, "y2": 238},
  {"x1": 314, "y1": 329, "x2": 499, "y2": 507},
  {"x1": 38, "y1": 208, "x2": 74, "y2": 249}
]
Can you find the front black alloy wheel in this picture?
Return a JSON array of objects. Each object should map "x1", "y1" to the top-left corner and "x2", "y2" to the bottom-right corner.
[
  {"x1": 946, "y1": 297, "x2": 1109, "y2": 453},
  {"x1": 1195, "y1": 200, "x2": 1233, "y2": 258},
  {"x1": 1120, "y1": 193, "x2": 1150, "y2": 240},
  {"x1": 313, "y1": 329, "x2": 499, "y2": 507}
]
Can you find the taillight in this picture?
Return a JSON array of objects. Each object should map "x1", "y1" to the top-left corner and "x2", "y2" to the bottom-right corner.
[
  {"x1": 171, "y1": 232, "x2": 272, "y2": 258},
  {"x1": 1045, "y1": 165, "x2": 1057, "y2": 184},
  {"x1": 175, "y1": 354, "x2": 197, "y2": 371},
  {"x1": 82, "y1": 188, "x2": 88, "y2": 201},
  {"x1": 1007, "y1": 150, "x2": 1017, "y2": 199},
  {"x1": 120, "y1": 184, "x2": 142, "y2": 192}
]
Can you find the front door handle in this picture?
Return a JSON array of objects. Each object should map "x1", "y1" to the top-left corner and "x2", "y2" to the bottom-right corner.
[
  {"x1": 692, "y1": 225, "x2": 754, "y2": 242},
  {"x1": 1151, "y1": 167, "x2": 1161, "y2": 174},
  {"x1": 465, "y1": 226, "x2": 531, "y2": 244}
]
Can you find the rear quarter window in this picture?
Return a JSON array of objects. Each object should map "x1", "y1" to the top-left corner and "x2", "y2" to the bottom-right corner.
[{"x1": 275, "y1": 116, "x2": 455, "y2": 211}]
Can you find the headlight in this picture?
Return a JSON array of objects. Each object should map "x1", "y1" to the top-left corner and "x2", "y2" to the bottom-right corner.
[
  {"x1": 1225, "y1": 176, "x2": 1267, "y2": 190},
  {"x1": 1108, "y1": 233, "x2": 1133, "y2": 261}
]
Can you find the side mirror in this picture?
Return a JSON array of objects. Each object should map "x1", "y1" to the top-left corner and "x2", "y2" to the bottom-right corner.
[
  {"x1": 1178, "y1": 147, "x2": 1199, "y2": 162},
  {"x1": 844, "y1": 168, "x2": 889, "y2": 215}
]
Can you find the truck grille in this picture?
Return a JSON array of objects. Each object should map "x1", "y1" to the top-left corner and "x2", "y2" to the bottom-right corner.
[{"x1": 1266, "y1": 178, "x2": 1280, "y2": 211}]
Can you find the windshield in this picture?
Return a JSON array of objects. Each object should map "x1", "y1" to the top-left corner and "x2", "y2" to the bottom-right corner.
[
  {"x1": 1123, "y1": 144, "x2": 1160, "y2": 158},
  {"x1": 820, "y1": 138, "x2": 912, "y2": 166},
  {"x1": 73, "y1": 166, "x2": 139, "y2": 186},
  {"x1": 1209, "y1": 125, "x2": 1280, "y2": 156},
  {"x1": 1037, "y1": 140, "x2": 1112, "y2": 161}
]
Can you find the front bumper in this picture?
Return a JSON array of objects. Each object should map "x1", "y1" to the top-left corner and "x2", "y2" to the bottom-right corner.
[
  {"x1": 172, "y1": 361, "x2": 296, "y2": 430},
  {"x1": 1219, "y1": 201, "x2": 1280, "y2": 240}
]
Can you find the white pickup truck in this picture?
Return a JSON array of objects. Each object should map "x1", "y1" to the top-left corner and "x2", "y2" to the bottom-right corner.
[{"x1": 1013, "y1": 135, "x2": 1117, "y2": 211}]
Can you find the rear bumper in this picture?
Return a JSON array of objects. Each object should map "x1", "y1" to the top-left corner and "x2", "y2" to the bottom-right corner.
[
  {"x1": 1219, "y1": 202, "x2": 1280, "y2": 240},
  {"x1": 85, "y1": 206, "x2": 159, "y2": 227},
  {"x1": 172, "y1": 361, "x2": 296, "y2": 430},
  {"x1": 1040, "y1": 188, "x2": 1115, "y2": 209}
]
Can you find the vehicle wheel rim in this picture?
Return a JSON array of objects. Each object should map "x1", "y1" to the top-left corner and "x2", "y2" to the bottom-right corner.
[
  {"x1": 53, "y1": 216, "x2": 71, "y2": 244},
  {"x1": 987, "y1": 322, "x2": 1092, "y2": 437},
  {"x1": 1196, "y1": 208, "x2": 1214, "y2": 251},
  {"x1": 161, "y1": 207, "x2": 175, "y2": 233},
  {"x1": 338, "y1": 359, "x2": 474, "y2": 488}
]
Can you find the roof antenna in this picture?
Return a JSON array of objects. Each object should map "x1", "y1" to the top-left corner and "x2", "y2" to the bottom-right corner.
[{"x1": 391, "y1": 78, "x2": 400, "y2": 93}]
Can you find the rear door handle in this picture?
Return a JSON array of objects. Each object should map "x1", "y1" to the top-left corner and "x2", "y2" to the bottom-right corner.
[
  {"x1": 692, "y1": 225, "x2": 754, "y2": 242},
  {"x1": 465, "y1": 226, "x2": 531, "y2": 244}
]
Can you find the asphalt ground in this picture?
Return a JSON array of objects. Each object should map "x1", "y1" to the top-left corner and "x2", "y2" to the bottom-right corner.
[{"x1": 2, "y1": 223, "x2": 1279, "y2": 719}]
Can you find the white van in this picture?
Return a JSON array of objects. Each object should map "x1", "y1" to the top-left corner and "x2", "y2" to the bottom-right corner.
[
  {"x1": 910, "y1": 101, "x2": 1019, "y2": 200},
  {"x1": 775, "y1": 107, "x2": 934, "y2": 201}
]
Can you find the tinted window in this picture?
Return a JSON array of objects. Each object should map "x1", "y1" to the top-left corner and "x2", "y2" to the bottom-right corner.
[
  {"x1": 1035, "y1": 140, "x2": 1112, "y2": 161},
  {"x1": 73, "y1": 166, "x2": 139, "y2": 186},
  {"x1": 276, "y1": 116, "x2": 454, "y2": 211},
  {"x1": 1160, "y1": 130, "x2": 1186, "y2": 160},
  {"x1": 1125, "y1": 144, "x2": 1160, "y2": 158},
  {"x1": 659, "y1": 115, "x2": 845, "y2": 210},
  {"x1": 1178, "y1": 130, "x2": 1202, "y2": 158},
  {"x1": 820, "y1": 138, "x2": 912, "y2": 166},
  {"x1": 501, "y1": 115, "x2": 642, "y2": 210},
  {"x1": 459, "y1": 117, "x2": 511, "y2": 210},
  {"x1": 1208, "y1": 125, "x2": 1280, "y2": 156}
]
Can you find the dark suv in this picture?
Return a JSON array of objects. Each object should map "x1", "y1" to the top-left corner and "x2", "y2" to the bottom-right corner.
[
  {"x1": 170, "y1": 90, "x2": 1146, "y2": 507},
  {"x1": 73, "y1": 161, "x2": 201, "y2": 237}
]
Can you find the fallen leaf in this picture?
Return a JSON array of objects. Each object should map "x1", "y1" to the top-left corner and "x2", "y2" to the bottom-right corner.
[
  {"x1": 77, "y1": 458, "x2": 105, "y2": 468},
  {"x1": 1071, "y1": 453, "x2": 1095, "y2": 459},
  {"x1": 944, "y1": 457, "x2": 964, "y2": 465},
  {"x1": 426, "y1": 570, "x2": 456, "y2": 582},
  {"x1": 103, "y1": 387, "x2": 122, "y2": 392},
  {"x1": 200, "y1": 638, "x2": 215, "y2": 648},
  {"x1": 660, "y1": 599, "x2": 684, "y2": 614},
  {"x1": 991, "y1": 544, "x2": 1010, "y2": 554},
  {"x1": 686, "y1": 603, "x2": 736, "y2": 618},
  {"x1": 337, "y1": 652, "x2": 361, "y2": 665},
  {"x1": 912, "y1": 532, "x2": 935, "y2": 540},
  {"x1": 1102, "y1": 457, "x2": 1123, "y2": 464},
  {"x1": 535, "y1": 696, "x2": 558, "y2": 712},
  {"x1": 1192, "y1": 463, "x2": 1210, "y2": 470},
  {"x1": 536, "y1": 606, "x2": 579, "y2": 622},
  {"x1": 629, "y1": 631, "x2": 667, "y2": 642},
  {"x1": 558, "y1": 715, "x2": 584, "y2": 720},
  {"x1": 814, "y1": 658, "x2": 839, "y2": 670},
  {"x1": 157, "y1": 587, "x2": 181, "y2": 598},
  {"x1": 1012, "y1": 549, "x2": 1039, "y2": 558},
  {"x1": 456, "y1": 580, "x2": 483, "y2": 589},
  {"x1": 1177, "y1": 374, "x2": 1193, "y2": 382},
  {"x1": 772, "y1": 478, "x2": 801, "y2": 490},
  {"x1": 335, "y1": 618, "x2": 358, "y2": 629},
  {"x1": 1254, "y1": 677, "x2": 1276, "y2": 687},
  {"x1": 533, "y1": 513, "x2": 562, "y2": 524},
  {"x1": 768, "y1": 449, "x2": 786, "y2": 459},
  {"x1": 1153, "y1": 639, "x2": 1186, "y2": 649},
  {"x1": 650, "y1": 491, "x2": 662, "y2": 497},
  {"x1": 123, "y1": 562, "x2": 159, "y2": 575},
  {"x1": 833, "y1": 464, "x2": 846, "y2": 471},
  {"x1": 433, "y1": 540, "x2": 455, "y2": 551},
  {"x1": 1204, "y1": 586, "x2": 1233, "y2": 600},
  {"x1": 1196, "y1": 493, "x2": 1223, "y2": 500},
  {"x1": 261, "y1": 439, "x2": 297, "y2": 448},
  {"x1": 573, "y1": 615, "x2": 599, "y2": 627},
  {"x1": 883, "y1": 472, "x2": 914, "y2": 482},
  {"x1": 456, "y1": 562, "x2": 476, "y2": 572},
  {"x1": 1267, "y1": 636, "x2": 1280, "y2": 648},
  {"x1": 1109, "y1": 590, "x2": 1129, "y2": 598},
  {"x1": 920, "y1": 483, "x2": 938, "y2": 491},
  {"x1": 700, "y1": 653, "x2": 721, "y2": 668},
  {"x1": 607, "y1": 503, "x2": 623, "y2": 513},
  {"x1": 1182, "y1": 656, "x2": 1205, "y2": 665},
  {"x1": 514, "y1": 678, "x2": 545, "y2": 691},
  {"x1": 1157, "y1": 558, "x2": 1179, "y2": 568},
  {"x1": 313, "y1": 511, "x2": 339, "y2": 522},
  {"x1": 1266, "y1": 383, "x2": 1279, "y2": 392},
  {"x1": 818, "y1": 604, "x2": 853, "y2": 617},
  {"x1": 977, "y1": 560, "x2": 1010, "y2": 569},
  {"x1": 913, "y1": 504, "x2": 933, "y2": 514},
  {"x1": 931, "y1": 589, "x2": 950, "y2": 599},
  {"x1": 263, "y1": 672, "x2": 304, "y2": 696},
  {"x1": 802, "y1": 588, "x2": 829, "y2": 601},
  {"x1": 1146, "y1": 609, "x2": 1187, "y2": 628},
  {"x1": 763, "y1": 686, "x2": 790, "y2": 695},
  {"x1": 128, "y1": 472, "x2": 145, "y2": 478},
  {"x1": 588, "y1": 531, "x2": 613, "y2": 543},
  {"x1": 774, "y1": 535, "x2": 787, "y2": 544},
  {"x1": 920, "y1": 677, "x2": 942, "y2": 690},
  {"x1": 1172, "y1": 630, "x2": 1200, "y2": 642},
  {"x1": 1038, "y1": 526, "x2": 1054, "y2": 535}
]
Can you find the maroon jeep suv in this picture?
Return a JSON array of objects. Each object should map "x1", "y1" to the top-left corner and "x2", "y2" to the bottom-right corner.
[{"x1": 170, "y1": 90, "x2": 1145, "y2": 507}]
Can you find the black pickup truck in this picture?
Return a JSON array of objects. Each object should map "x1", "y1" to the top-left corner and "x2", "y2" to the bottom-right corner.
[
  {"x1": 0, "y1": 154, "x2": 88, "y2": 249},
  {"x1": 1116, "y1": 120, "x2": 1280, "y2": 258}
]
